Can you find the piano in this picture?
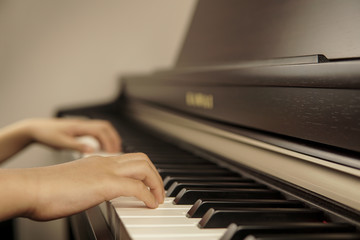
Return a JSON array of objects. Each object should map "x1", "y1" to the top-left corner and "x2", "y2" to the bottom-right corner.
[{"x1": 58, "y1": 0, "x2": 360, "y2": 239}]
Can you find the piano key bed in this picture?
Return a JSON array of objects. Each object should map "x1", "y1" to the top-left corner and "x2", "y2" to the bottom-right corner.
[{"x1": 92, "y1": 117, "x2": 360, "y2": 240}]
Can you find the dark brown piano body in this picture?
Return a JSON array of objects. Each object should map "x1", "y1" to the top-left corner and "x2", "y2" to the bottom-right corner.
[{"x1": 58, "y1": 0, "x2": 360, "y2": 239}]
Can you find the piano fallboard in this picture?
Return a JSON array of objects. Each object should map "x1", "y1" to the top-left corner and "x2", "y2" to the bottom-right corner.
[{"x1": 123, "y1": 60, "x2": 360, "y2": 156}]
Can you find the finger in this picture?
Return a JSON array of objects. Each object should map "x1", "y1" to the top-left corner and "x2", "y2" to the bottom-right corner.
[
  {"x1": 103, "y1": 123, "x2": 122, "y2": 152},
  {"x1": 74, "y1": 121, "x2": 121, "y2": 153},
  {"x1": 125, "y1": 153, "x2": 162, "y2": 182},
  {"x1": 75, "y1": 136, "x2": 101, "y2": 152},
  {"x1": 116, "y1": 158, "x2": 164, "y2": 204},
  {"x1": 101, "y1": 127, "x2": 121, "y2": 153},
  {"x1": 92, "y1": 120, "x2": 121, "y2": 153},
  {"x1": 122, "y1": 153, "x2": 164, "y2": 201},
  {"x1": 54, "y1": 135, "x2": 93, "y2": 153},
  {"x1": 126, "y1": 159, "x2": 164, "y2": 204},
  {"x1": 142, "y1": 172, "x2": 164, "y2": 205},
  {"x1": 71, "y1": 127, "x2": 112, "y2": 153},
  {"x1": 117, "y1": 178, "x2": 159, "y2": 208},
  {"x1": 94, "y1": 130, "x2": 114, "y2": 153}
]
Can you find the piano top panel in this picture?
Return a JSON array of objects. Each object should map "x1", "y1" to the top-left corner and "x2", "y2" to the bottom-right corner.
[{"x1": 176, "y1": 0, "x2": 360, "y2": 67}]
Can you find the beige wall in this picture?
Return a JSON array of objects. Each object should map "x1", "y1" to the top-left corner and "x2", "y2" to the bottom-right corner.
[{"x1": 0, "y1": 1, "x2": 196, "y2": 239}]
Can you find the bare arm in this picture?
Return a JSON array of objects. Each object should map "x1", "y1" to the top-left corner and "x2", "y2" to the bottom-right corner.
[
  {"x1": 0, "y1": 118, "x2": 165, "y2": 221},
  {"x1": 0, "y1": 118, "x2": 122, "y2": 163},
  {"x1": 0, "y1": 120, "x2": 33, "y2": 163},
  {"x1": 0, "y1": 153, "x2": 165, "y2": 221}
]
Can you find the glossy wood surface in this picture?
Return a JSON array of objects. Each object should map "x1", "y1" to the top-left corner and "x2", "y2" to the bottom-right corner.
[{"x1": 177, "y1": 0, "x2": 360, "y2": 67}]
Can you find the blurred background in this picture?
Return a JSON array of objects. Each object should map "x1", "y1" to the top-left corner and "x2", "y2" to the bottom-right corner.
[{"x1": 0, "y1": 0, "x2": 196, "y2": 239}]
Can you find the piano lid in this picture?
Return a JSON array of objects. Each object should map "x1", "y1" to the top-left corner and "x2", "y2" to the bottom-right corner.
[{"x1": 176, "y1": 0, "x2": 360, "y2": 67}]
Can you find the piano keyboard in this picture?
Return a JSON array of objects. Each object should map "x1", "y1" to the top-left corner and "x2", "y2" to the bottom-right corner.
[
  {"x1": 98, "y1": 120, "x2": 360, "y2": 240},
  {"x1": 110, "y1": 197, "x2": 225, "y2": 240}
]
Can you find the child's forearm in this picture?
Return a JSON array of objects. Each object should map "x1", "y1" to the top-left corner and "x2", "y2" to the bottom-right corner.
[
  {"x1": 0, "y1": 168, "x2": 36, "y2": 221},
  {"x1": 0, "y1": 120, "x2": 33, "y2": 163}
]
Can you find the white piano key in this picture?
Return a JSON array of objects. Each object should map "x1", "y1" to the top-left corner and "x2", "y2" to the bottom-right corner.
[
  {"x1": 76, "y1": 136, "x2": 101, "y2": 152},
  {"x1": 133, "y1": 237, "x2": 222, "y2": 240},
  {"x1": 121, "y1": 217, "x2": 200, "y2": 226},
  {"x1": 114, "y1": 197, "x2": 193, "y2": 218},
  {"x1": 73, "y1": 136, "x2": 123, "y2": 159},
  {"x1": 111, "y1": 197, "x2": 190, "y2": 210},
  {"x1": 110, "y1": 196, "x2": 227, "y2": 239},
  {"x1": 117, "y1": 209, "x2": 189, "y2": 217},
  {"x1": 111, "y1": 196, "x2": 174, "y2": 203},
  {"x1": 111, "y1": 197, "x2": 172, "y2": 206},
  {"x1": 128, "y1": 226, "x2": 225, "y2": 239}
]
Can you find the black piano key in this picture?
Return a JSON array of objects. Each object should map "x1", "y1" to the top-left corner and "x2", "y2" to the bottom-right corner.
[
  {"x1": 243, "y1": 233, "x2": 360, "y2": 240},
  {"x1": 220, "y1": 223, "x2": 357, "y2": 240},
  {"x1": 167, "y1": 182, "x2": 267, "y2": 197},
  {"x1": 174, "y1": 188, "x2": 283, "y2": 205},
  {"x1": 187, "y1": 199, "x2": 304, "y2": 218},
  {"x1": 163, "y1": 176, "x2": 252, "y2": 190},
  {"x1": 199, "y1": 208, "x2": 324, "y2": 228},
  {"x1": 158, "y1": 168, "x2": 237, "y2": 179}
]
